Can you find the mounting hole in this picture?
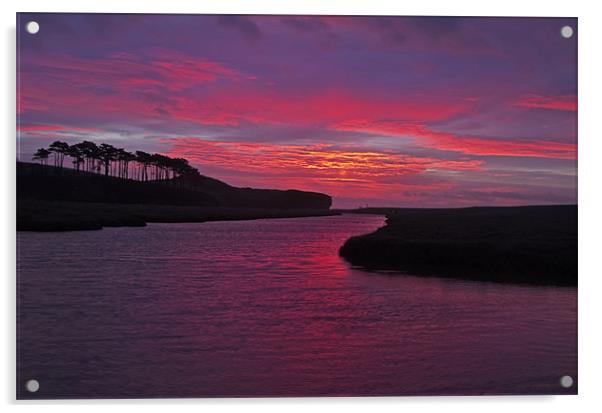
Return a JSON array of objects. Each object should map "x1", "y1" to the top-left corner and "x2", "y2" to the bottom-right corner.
[
  {"x1": 560, "y1": 375, "x2": 574, "y2": 388},
  {"x1": 25, "y1": 379, "x2": 40, "y2": 393},
  {"x1": 560, "y1": 25, "x2": 573, "y2": 39},
  {"x1": 26, "y1": 21, "x2": 40, "y2": 34}
]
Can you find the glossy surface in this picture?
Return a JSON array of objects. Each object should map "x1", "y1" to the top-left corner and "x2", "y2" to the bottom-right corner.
[{"x1": 17, "y1": 215, "x2": 577, "y2": 398}]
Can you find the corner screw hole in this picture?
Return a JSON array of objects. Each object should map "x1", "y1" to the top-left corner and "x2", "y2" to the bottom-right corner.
[
  {"x1": 25, "y1": 379, "x2": 40, "y2": 393},
  {"x1": 26, "y1": 21, "x2": 40, "y2": 35},
  {"x1": 560, "y1": 26, "x2": 573, "y2": 39},
  {"x1": 560, "y1": 375, "x2": 573, "y2": 388}
]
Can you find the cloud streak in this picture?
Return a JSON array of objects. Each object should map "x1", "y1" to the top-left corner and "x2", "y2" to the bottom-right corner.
[
  {"x1": 514, "y1": 94, "x2": 577, "y2": 111},
  {"x1": 331, "y1": 120, "x2": 576, "y2": 160}
]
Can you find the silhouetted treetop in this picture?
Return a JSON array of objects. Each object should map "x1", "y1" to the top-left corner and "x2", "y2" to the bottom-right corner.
[{"x1": 33, "y1": 140, "x2": 200, "y2": 183}]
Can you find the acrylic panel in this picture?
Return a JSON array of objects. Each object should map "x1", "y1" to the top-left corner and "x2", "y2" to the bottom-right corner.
[{"x1": 16, "y1": 13, "x2": 577, "y2": 399}]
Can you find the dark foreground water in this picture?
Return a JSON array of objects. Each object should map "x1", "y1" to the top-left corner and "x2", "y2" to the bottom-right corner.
[{"x1": 17, "y1": 214, "x2": 577, "y2": 398}]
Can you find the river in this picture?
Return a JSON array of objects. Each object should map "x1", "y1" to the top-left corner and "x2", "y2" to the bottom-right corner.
[{"x1": 16, "y1": 214, "x2": 577, "y2": 398}]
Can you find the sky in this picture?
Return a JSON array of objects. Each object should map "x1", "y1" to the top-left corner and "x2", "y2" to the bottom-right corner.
[{"x1": 17, "y1": 13, "x2": 577, "y2": 208}]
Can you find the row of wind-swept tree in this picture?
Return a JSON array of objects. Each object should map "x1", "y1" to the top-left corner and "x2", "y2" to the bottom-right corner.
[{"x1": 32, "y1": 140, "x2": 200, "y2": 182}]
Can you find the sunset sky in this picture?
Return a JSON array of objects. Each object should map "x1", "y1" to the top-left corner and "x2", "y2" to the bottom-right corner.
[{"x1": 17, "y1": 14, "x2": 577, "y2": 208}]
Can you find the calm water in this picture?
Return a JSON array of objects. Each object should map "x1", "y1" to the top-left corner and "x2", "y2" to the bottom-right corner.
[{"x1": 17, "y1": 214, "x2": 577, "y2": 398}]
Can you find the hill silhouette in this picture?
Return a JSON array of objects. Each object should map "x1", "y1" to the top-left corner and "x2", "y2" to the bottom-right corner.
[
  {"x1": 18, "y1": 162, "x2": 332, "y2": 209},
  {"x1": 17, "y1": 162, "x2": 334, "y2": 231}
]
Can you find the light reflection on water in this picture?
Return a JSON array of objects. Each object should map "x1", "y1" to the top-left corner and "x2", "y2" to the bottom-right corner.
[{"x1": 17, "y1": 214, "x2": 577, "y2": 398}]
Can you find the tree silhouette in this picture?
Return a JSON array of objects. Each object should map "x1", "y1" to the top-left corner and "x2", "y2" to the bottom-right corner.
[
  {"x1": 135, "y1": 151, "x2": 153, "y2": 181},
  {"x1": 121, "y1": 151, "x2": 137, "y2": 179},
  {"x1": 48, "y1": 141, "x2": 70, "y2": 168},
  {"x1": 114, "y1": 148, "x2": 130, "y2": 179},
  {"x1": 32, "y1": 148, "x2": 51, "y2": 165},
  {"x1": 150, "y1": 153, "x2": 172, "y2": 181},
  {"x1": 33, "y1": 140, "x2": 201, "y2": 185},
  {"x1": 67, "y1": 143, "x2": 86, "y2": 172},
  {"x1": 98, "y1": 143, "x2": 118, "y2": 176},
  {"x1": 78, "y1": 141, "x2": 100, "y2": 173}
]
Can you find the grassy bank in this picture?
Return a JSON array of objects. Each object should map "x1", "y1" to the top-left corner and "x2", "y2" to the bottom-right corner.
[
  {"x1": 17, "y1": 199, "x2": 340, "y2": 231},
  {"x1": 339, "y1": 205, "x2": 577, "y2": 286}
]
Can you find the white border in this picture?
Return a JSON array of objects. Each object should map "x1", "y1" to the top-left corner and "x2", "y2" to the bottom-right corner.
[{"x1": 3, "y1": 1, "x2": 601, "y2": 412}]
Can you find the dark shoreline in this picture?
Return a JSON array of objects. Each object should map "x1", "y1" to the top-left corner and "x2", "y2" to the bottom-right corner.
[
  {"x1": 339, "y1": 205, "x2": 577, "y2": 286},
  {"x1": 17, "y1": 199, "x2": 339, "y2": 232}
]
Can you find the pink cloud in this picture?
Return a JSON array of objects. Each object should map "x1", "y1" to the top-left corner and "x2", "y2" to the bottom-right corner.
[
  {"x1": 331, "y1": 119, "x2": 576, "y2": 160},
  {"x1": 514, "y1": 94, "x2": 577, "y2": 111},
  {"x1": 18, "y1": 50, "x2": 472, "y2": 130},
  {"x1": 17, "y1": 50, "x2": 253, "y2": 121},
  {"x1": 168, "y1": 91, "x2": 472, "y2": 127},
  {"x1": 18, "y1": 124, "x2": 98, "y2": 132}
]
